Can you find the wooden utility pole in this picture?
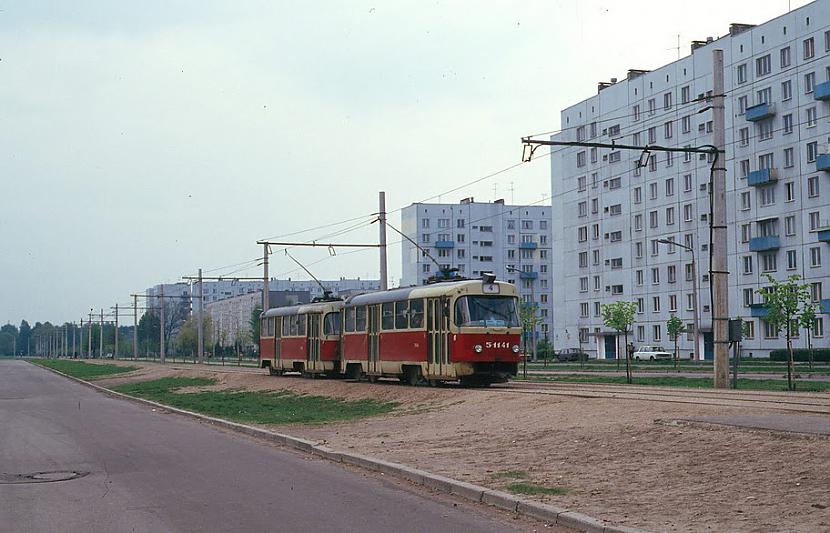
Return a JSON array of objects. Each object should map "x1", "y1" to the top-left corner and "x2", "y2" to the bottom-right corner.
[
  {"x1": 88, "y1": 310, "x2": 93, "y2": 358},
  {"x1": 712, "y1": 49, "x2": 730, "y2": 389},
  {"x1": 379, "y1": 191, "x2": 388, "y2": 290}
]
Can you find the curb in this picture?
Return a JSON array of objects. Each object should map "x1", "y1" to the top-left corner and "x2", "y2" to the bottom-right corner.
[{"x1": 34, "y1": 362, "x2": 647, "y2": 533}]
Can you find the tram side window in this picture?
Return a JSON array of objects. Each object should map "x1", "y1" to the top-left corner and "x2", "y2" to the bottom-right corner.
[
  {"x1": 324, "y1": 312, "x2": 341, "y2": 335},
  {"x1": 409, "y1": 299, "x2": 424, "y2": 328},
  {"x1": 289, "y1": 315, "x2": 298, "y2": 336},
  {"x1": 355, "y1": 306, "x2": 367, "y2": 331},
  {"x1": 297, "y1": 315, "x2": 307, "y2": 336},
  {"x1": 275, "y1": 317, "x2": 282, "y2": 338},
  {"x1": 345, "y1": 308, "x2": 356, "y2": 333},
  {"x1": 282, "y1": 316, "x2": 290, "y2": 337},
  {"x1": 381, "y1": 302, "x2": 395, "y2": 330},
  {"x1": 395, "y1": 301, "x2": 408, "y2": 329}
]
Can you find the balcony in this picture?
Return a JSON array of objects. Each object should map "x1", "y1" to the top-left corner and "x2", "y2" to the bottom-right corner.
[
  {"x1": 749, "y1": 235, "x2": 781, "y2": 252},
  {"x1": 822, "y1": 299, "x2": 830, "y2": 314},
  {"x1": 434, "y1": 240, "x2": 454, "y2": 249},
  {"x1": 519, "y1": 271, "x2": 539, "y2": 280},
  {"x1": 746, "y1": 167, "x2": 778, "y2": 186},
  {"x1": 816, "y1": 154, "x2": 830, "y2": 172},
  {"x1": 818, "y1": 229, "x2": 830, "y2": 243},
  {"x1": 814, "y1": 81, "x2": 830, "y2": 101},
  {"x1": 749, "y1": 303, "x2": 769, "y2": 318},
  {"x1": 519, "y1": 241, "x2": 538, "y2": 250},
  {"x1": 745, "y1": 102, "x2": 775, "y2": 122}
]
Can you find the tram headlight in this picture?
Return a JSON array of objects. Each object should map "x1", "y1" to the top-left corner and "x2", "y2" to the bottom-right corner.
[
  {"x1": 474, "y1": 344, "x2": 483, "y2": 353},
  {"x1": 511, "y1": 344, "x2": 520, "y2": 353}
]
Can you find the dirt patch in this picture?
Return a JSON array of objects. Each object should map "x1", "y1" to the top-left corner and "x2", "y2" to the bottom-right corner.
[{"x1": 94, "y1": 360, "x2": 830, "y2": 532}]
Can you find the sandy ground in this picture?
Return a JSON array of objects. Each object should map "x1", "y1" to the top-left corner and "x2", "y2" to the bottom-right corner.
[{"x1": 94, "y1": 361, "x2": 830, "y2": 532}]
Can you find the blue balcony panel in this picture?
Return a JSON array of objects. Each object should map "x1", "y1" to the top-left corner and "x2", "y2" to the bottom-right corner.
[
  {"x1": 822, "y1": 299, "x2": 830, "y2": 314},
  {"x1": 747, "y1": 168, "x2": 778, "y2": 186},
  {"x1": 519, "y1": 241, "x2": 538, "y2": 250},
  {"x1": 434, "y1": 240, "x2": 454, "y2": 249},
  {"x1": 814, "y1": 81, "x2": 830, "y2": 101},
  {"x1": 818, "y1": 230, "x2": 830, "y2": 243},
  {"x1": 749, "y1": 236, "x2": 781, "y2": 252},
  {"x1": 745, "y1": 102, "x2": 775, "y2": 122},
  {"x1": 816, "y1": 154, "x2": 830, "y2": 172},
  {"x1": 749, "y1": 303, "x2": 769, "y2": 318},
  {"x1": 519, "y1": 271, "x2": 539, "y2": 280}
]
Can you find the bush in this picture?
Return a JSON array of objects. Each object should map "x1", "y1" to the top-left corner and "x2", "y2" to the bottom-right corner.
[{"x1": 769, "y1": 349, "x2": 830, "y2": 362}]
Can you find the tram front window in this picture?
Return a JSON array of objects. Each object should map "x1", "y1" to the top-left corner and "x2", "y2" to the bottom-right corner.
[{"x1": 454, "y1": 296, "x2": 520, "y2": 328}]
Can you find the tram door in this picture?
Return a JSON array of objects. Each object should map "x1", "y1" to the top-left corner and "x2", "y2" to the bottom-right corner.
[
  {"x1": 367, "y1": 305, "x2": 381, "y2": 374},
  {"x1": 307, "y1": 314, "x2": 321, "y2": 372},
  {"x1": 274, "y1": 317, "x2": 282, "y2": 369},
  {"x1": 426, "y1": 297, "x2": 450, "y2": 377}
]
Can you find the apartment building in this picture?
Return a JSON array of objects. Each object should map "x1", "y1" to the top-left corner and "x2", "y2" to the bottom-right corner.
[
  {"x1": 550, "y1": 1, "x2": 830, "y2": 359},
  {"x1": 400, "y1": 198, "x2": 554, "y2": 342}
]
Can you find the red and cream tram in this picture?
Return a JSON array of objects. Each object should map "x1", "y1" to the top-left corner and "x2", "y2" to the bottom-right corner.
[
  {"x1": 259, "y1": 299, "x2": 344, "y2": 376},
  {"x1": 259, "y1": 277, "x2": 522, "y2": 386}
]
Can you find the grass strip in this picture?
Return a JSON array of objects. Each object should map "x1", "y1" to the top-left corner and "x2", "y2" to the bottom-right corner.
[
  {"x1": 519, "y1": 374, "x2": 830, "y2": 392},
  {"x1": 112, "y1": 377, "x2": 397, "y2": 425},
  {"x1": 30, "y1": 359, "x2": 138, "y2": 380},
  {"x1": 505, "y1": 482, "x2": 569, "y2": 496}
]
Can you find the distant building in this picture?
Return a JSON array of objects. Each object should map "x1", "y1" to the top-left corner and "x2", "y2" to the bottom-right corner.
[
  {"x1": 145, "y1": 283, "x2": 192, "y2": 341},
  {"x1": 206, "y1": 290, "x2": 311, "y2": 351},
  {"x1": 400, "y1": 198, "x2": 554, "y2": 343}
]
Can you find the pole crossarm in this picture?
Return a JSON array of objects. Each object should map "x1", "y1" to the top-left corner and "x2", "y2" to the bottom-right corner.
[
  {"x1": 256, "y1": 240, "x2": 382, "y2": 248},
  {"x1": 129, "y1": 294, "x2": 202, "y2": 299},
  {"x1": 520, "y1": 138, "x2": 724, "y2": 163},
  {"x1": 182, "y1": 276, "x2": 261, "y2": 281}
]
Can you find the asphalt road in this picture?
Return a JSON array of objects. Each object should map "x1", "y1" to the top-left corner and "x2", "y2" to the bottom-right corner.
[{"x1": 0, "y1": 361, "x2": 531, "y2": 533}]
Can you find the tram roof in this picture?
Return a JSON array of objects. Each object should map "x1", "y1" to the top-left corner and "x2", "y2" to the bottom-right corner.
[
  {"x1": 345, "y1": 279, "x2": 516, "y2": 306},
  {"x1": 262, "y1": 299, "x2": 344, "y2": 318}
]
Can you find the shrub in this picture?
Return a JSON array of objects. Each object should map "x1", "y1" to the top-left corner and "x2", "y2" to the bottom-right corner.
[{"x1": 769, "y1": 349, "x2": 830, "y2": 362}]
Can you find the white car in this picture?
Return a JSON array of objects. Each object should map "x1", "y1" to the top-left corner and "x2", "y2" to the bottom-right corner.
[{"x1": 633, "y1": 346, "x2": 672, "y2": 361}]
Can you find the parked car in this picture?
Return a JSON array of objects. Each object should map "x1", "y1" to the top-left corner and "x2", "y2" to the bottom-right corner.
[
  {"x1": 556, "y1": 348, "x2": 589, "y2": 362},
  {"x1": 632, "y1": 346, "x2": 672, "y2": 361}
]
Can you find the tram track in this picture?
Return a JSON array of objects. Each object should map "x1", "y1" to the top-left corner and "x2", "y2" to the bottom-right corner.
[{"x1": 491, "y1": 380, "x2": 830, "y2": 414}]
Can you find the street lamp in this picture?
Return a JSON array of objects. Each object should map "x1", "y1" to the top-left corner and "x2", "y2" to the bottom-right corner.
[{"x1": 657, "y1": 238, "x2": 701, "y2": 362}]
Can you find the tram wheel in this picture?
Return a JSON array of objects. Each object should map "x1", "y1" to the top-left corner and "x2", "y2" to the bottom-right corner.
[{"x1": 368, "y1": 374, "x2": 379, "y2": 384}]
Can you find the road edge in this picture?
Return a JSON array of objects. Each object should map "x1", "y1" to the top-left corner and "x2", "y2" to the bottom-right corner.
[{"x1": 32, "y1": 362, "x2": 646, "y2": 533}]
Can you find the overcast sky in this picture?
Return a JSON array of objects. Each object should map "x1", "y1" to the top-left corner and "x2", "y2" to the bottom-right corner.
[{"x1": 0, "y1": 0, "x2": 810, "y2": 325}]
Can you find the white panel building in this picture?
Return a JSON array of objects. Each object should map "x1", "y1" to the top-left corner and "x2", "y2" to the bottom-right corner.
[
  {"x1": 550, "y1": 1, "x2": 830, "y2": 359},
  {"x1": 401, "y1": 198, "x2": 554, "y2": 342}
]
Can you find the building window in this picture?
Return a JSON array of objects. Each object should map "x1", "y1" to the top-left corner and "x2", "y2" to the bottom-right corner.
[
  {"x1": 739, "y1": 127, "x2": 749, "y2": 146},
  {"x1": 808, "y1": 176, "x2": 820, "y2": 198},
  {"x1": 809, "y1": 211, "x2": 821, "y2": 231},
  {"x1": 810, "y1": 247, "x2": 822, "y2": 268},
  {"x1": 784, "y1": 147, "x2": 794, "y2": 168},
  {"x1": 421, "y1": 219, "x2": 430, "y2": 228},
  {"x1": 804, "y1": 37, "x2": 815, "y2": 60},
  {"x1": 652, "y1": 296, "x2": 661, "y2": 313},
  {"x1": 741, "y1": 224, "x2": 752, "y2": 243},
  {"x1": 637, "y1": 298, "x2": 644, "y2": 314},
  {"x1": 806, "y1": 106, "x2": 817, "y2": 128},
  {"x1": 761, "y1": 253, "x2": 777, "y2": 273},
  {"x1": 579, "y1": 277, "x2": 589, "y2": 292},
  {"x1": 611, "y1": 257, "x2": 623, "y2": 270},
  {"x1": 814, "y1": 318, "x2": 824, "y2": 338},
  {"x1": 763, "y1": 320, "x2": 778, "y2": 339},
  {"x1": 742, "y1": 255, "x2": 753, "y2": 274},
  {"x1": 668, "y1": 265, "x2": 677, "y2": 283},
  {"x1": 665, "y1": 178, "x2": 675, "y2": 196},
  {"x1": 611, "y1": 285, "x2": 624, "y2": 295},
  {"x1": 684, "y1": 174, "x2": 693, "y2": 192},
  {"x1": 737, "y1": 63, "x2": 747, "y2": 84},
  {"x1": 652, "y1": 267, "x2": 660, "y2": 284},
  {"x1": 591, "y1": 198, "x2": 599, "y2": 214},
  {"x1": 580, "y1": 302, "x2": 589, "y2": 318},
  {"x1": 634, "y1": 186, "x2": 642, "y2": 204},
  {"x1": 594, "y1": 276, "x2": 601, "y2": 291},
  {"x1": 578, "y1": 201, "x2": 587, "y2": 217},
  {"x1": 740, "y1": 159, "x2": 750, "y2": 178},
  {"x1": 577, "y1": 151, "x2": 586, "y2": 167},
  {"x1": 664, "y1": 121, "x2": 673, "y2": 139},
  {"x1": 653, "y1": 325, "x2": 662, "y2": 342},
  {"x1": 635, "y1": 241, "x2": 643, "y2": 259},
  {"x1": 682, "y1": 115, "x2": 691, "y2": 133},
  {"x1": 648, "y1": 98, "x2": 655, "y2": 115},
  {"x1": 609, "y1": 204, "x2": 622, "y2": 216},
  {"x1": 649, "y1": 210, "x2": 658, "y2": 228},
  {"x1": 633, "y1": 105, "x2": 640, "y2": 121},
  {"x1": 785, "y1": 182, "x2": 795, "y2": 202},
  {"x1": 759, "y1": 186, "x2": 775, "y2": 207},
  {"x1": 785, "y1": 215, "x2": 796, "y2": 236},
  {"x1": 592, "y1": 250, "x2": 600, "y2": 265},
  {"x1": 810, "y1": 282, "x2": 822, "y2": 303},
  {"x1": 740, "y1": 191, "x2": 751, "y2": 210},
  {"x1": 782, "y1": 80, "x2": 792, "y2": 101},
  {"x1": 758, "y1": 119, "x2": 773, "y2": 141},
  {"x1": 780, "y1": 46, "x2": 791, "y2": 68},
  {"x1": 609, "y1": 177, "x2": 621, "y2": 189},
  {"x1": 807, "y1": 141, "x2": 818, "y2": 163},
  {"x1": 787, "y1": 249, "x2": 797, "y2": 270},
  {"x1": 756, "y1": 54, "x2": 771, "y2": 77},
  {"x1": 648, "y1": 127, "x2": 656, "y2": 144},
  {"x1": 684, "y1": 203, "x2": 693, "y2": 222},
  {"x1": 666, "y1": 206, "x2": 675, "y2": 225},
  {"x1": 805, "y1": 72, "x2": 815, "y2": 94},
  {"x1": 636, "y1": 269, "x2": 644, "y2": 286},
  {"x1": 664, "y1": 92, "x2": 672, "y2": 110}
]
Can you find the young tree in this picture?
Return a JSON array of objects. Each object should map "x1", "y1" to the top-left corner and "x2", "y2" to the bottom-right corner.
[
  {"x1": 799, "y1": 302, "x2": 818, "y2": 371},
  {"x1": 601, "y1": 301, "x2": 638, "y2": 384},
  {"x1": 666, "y1": 314, "x2": 685, "y2": 370},
  {"x1": 250, "y1": 305, "x2": 263, "y2": 352},
  {"x1": 757, "y1": 274, "x2": 812, "y2": 391},
  {"x1": 519, "y1": 302, "x2": 544, "y2": 364}
]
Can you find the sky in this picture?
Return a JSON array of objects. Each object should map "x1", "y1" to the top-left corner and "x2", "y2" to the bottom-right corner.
[{"x1": 0, "y1": 0, "x2": 812, "y2": 325}]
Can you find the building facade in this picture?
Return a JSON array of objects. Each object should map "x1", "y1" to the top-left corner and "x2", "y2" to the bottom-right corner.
[
  {"x1": 401, "y1": 198, "x2": 554, "y2": 343},
  {"x1": 550, "y1": 1, "x2": 830, "y2": 359},
  {"x1": 206, "y1": 290, "x2": 310, "y2": 351}
]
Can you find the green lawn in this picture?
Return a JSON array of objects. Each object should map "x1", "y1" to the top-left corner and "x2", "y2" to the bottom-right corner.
[
  {"x1": 528, "y1": 361, "x2": 830, "y2": 375},
  {"x1": 30, "y1": 359, "x2": 138, "y2": 380},
  {"x1": 111, "y1": 377, "x2": 397, "y2": 425},
  {"x1": 518, "y1": 373, "x2": 830, "y2": 392}
]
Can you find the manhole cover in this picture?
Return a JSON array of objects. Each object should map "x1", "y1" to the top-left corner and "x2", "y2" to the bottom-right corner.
[{"x1": 0, "y1": 470, "x2": 90, "y2": 484}]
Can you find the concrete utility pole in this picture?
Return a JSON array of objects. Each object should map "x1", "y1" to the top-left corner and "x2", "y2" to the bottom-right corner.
[
  {"x1": 160, "y1": 286, "x2": 166, "y2": 364},
  {"x1": 133, "y1": 295, "x2": 138, "y2": 360},
  {"x1": 88, "y1": 310, "x2": 93, "y2": 358},
  {"x1": 262, "y1": 246, "x2": 270, "y2": 312},
  {"x1": 64, "y1": 326, "x2": 68, "y2": 357},
  {"x1": 198, "y1": 268, "x2": 205, "y2": 364},
  {"x1": 99, "y1": 309, "x2": 104, "y2": 358},
  {"x1": 712, "y1": 49, "x2": 730, "y2": 389},
  {"x1": 379, "y1": 191, "x2": 388, "y2": 291},
  {"x1": 114, "y1": 304, "x2": 119, "y2": 359},
  {"x1": 72, "y1": 323, "x2": 76, "y2": 358}
]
